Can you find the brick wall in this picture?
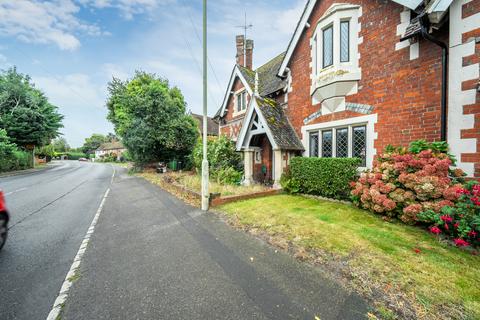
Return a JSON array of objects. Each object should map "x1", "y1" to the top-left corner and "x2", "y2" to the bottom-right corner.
[
  {"x1": 286, "y1": 0, "x2": 446, "y2": 156},
  {"x1": 219, "y1": 77, "x2": 250, "y2": 140}
]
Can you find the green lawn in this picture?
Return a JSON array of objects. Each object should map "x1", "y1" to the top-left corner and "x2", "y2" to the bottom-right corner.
[{"x1": 219, "y1": 195, "x2": 479, "y2": 320}]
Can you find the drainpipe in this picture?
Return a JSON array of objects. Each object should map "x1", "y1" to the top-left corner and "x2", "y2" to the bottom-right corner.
[{"x1": 420, "y1": 18, "x2": 448, "y2": 142}]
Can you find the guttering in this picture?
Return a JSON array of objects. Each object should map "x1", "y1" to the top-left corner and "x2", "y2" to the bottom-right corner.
[{"x1": 420, "y1": 17, "x2": 448, "y2": 142}]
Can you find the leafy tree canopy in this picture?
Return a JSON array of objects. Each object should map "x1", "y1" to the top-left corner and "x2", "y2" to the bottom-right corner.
[
  {"x1": 0, "y1": 67, "x2": 63, "y2": 147},
  {"x1": 52, "y1": 137, "x2": 70, "y2": 152},
  {"x1": 106, "y1": 71, "x2": 198, "y2": 164},
  {"x1": 36, "y1": 144, "x2": 55, "y2": 157},
  {"x1": 81, "y1": 133, "x2": 108, "y2": 154},
  {"x1": 106, "y1": 132, "x2": 118, "y2": 142}
]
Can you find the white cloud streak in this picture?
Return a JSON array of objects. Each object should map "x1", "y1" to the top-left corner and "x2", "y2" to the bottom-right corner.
[
  {"x1": 79, "y1": 0, "x2": 173, "y2": 20},
  {"x1": 0, "y1": 0, "x2": 105, "y2": 50}
]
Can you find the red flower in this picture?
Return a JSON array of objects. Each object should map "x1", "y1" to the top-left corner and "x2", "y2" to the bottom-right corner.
[
  {"x1": 440, "y1": 215, "x2": 453, "y2": 223},
  {"x1": 454, "y1": 223, "x2": 459, "y2": 229},
  {"x1": 456, "y1": 188, "x2": 470, "y2": 195},
  {"x1": 413, "y1": 248, "x2": 421, "y2": 254},
  {"x1": 430, "y1": 226, "x2": 441, "y2": 234},
  {"x1": 471, "y1": 197, "x2": 480, "y2": 206},
  {"x1": 453, "y1": 238, "x2": 470, "y2": 247},
  {"x1": 468, "y1": 230, "x2": 478, "y2": 238}
]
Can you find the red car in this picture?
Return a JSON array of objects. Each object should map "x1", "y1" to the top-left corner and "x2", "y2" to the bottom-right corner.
[{"x1": 0, "y1": 190, "x2": 9, "y2": 250}]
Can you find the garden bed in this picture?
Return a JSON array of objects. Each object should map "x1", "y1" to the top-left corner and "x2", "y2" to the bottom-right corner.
[{"x1": 217, "y1": 194, "x2": 479, "y2": 320}]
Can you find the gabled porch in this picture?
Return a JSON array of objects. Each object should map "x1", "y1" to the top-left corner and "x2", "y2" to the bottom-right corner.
[{"x1": 236, "y1": 96, "x2": 304, "y2": 188}]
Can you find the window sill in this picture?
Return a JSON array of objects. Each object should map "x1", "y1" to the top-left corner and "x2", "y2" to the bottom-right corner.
[
  {"x1": 311, "y1": 65, "x2": 361, "y2": 102},
  {"x1": 232, "y1": 109, "x2": 247, "y2": 118}
]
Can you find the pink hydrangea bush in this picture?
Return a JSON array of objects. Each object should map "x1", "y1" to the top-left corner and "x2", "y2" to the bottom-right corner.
[
  {"x1": 350, "y1": 141, "x2": 480, "y2": 247},
  {"x1": 351, "y1": 148, "x2": 462, "y2": 219}
]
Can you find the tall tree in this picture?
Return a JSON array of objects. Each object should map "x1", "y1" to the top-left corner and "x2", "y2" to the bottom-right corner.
[
  {"x1": 81, "y1": 133, "x2": 108, "y2": 154},
  {"x1": 106, "y1": 71, "x2": 198, "y2": 163},
  {"x1": 0, "y1": 67, "x2": 63, "y2": 147},
  {"x1": 52, "y1": 137, "x2": 70, "y2": 152},
  {"x1": 106, "y1": 132, "x2": 118, "y2": 142}
]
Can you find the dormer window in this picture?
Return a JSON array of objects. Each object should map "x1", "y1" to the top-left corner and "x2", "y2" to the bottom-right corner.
[{"x1": 310, "y1": 4, "x2": 362, "y2": 114}]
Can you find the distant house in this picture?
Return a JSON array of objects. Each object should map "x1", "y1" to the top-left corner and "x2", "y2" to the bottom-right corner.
[
  {"x1": 95, "y1": 141, "x2": 126, "y2": 160},
  {"x1": 190, "y1": 113, "x2": 219, "y2": 137}
]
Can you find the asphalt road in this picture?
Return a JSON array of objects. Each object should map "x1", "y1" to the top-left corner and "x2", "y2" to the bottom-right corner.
[
  {"x1": 0, "y1": 161, "x2": 113, "y2": 320},
  {"x1": 0, "y1": 162, "x2": 369, "y2": 320}
]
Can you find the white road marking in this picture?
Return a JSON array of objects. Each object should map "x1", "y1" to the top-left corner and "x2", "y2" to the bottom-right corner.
[
  {"x1": 5, "y1": 187, "x2": 28, "y2": 196},
  {"x1": 46, "y1": 166, "x2": 115, "y2": 320}
]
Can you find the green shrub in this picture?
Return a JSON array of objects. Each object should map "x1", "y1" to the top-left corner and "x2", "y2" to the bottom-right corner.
[
  {"x1": 216, "y1": 167, "x2": 242, "y2": 185},
  {"x1": 121, "y1": 150, "x2": 132, "y2": 162},
  {"x1": 280, "y1": 168, "x2": 301, "y2": 194},
  {"x1": 288, "y1": 157, "x2": 361, "y2": 199},
  {"x1": 13, "y1": 150, "x2": 32, "y2": 170},
  {"x1": 65, "y1": 152, "x2": 87, "y2": 160},
  {"x1": 0, "y1": 129, "x2": 33, "y2": 172},
  {"x1": 191, "y1": 135, "x2": 243, "y2": 184}
]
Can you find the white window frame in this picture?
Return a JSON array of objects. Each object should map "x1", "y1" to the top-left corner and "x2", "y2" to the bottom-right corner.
[
  {"x1": 254, "y1": 148, "x2": 262, "y2": 164},
  {"x1": 301, "y1": 114, "x2": 377, "y2": 169},
  {"x1": 234, "y1": 89, "x2": 247, "y2": 116}
]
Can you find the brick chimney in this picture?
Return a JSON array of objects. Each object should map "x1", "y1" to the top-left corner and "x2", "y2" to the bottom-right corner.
[{"x1": 236, "y1": 35, "x2": 254, "y2": 69}]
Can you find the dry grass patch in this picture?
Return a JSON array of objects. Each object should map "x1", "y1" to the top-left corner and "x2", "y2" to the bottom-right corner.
[
  {"x1": 137, "y1": 171, "x2": 269, "y2": 207},
  {"x1": 169, "y1": 172, "x2": 268, "y2": 196},
  {"x1": 219, "y1": 195, "x2": 480, "y2": 320}
]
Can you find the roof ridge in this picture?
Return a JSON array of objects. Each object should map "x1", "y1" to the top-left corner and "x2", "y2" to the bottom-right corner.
[{"x1": 255, "y1": 51, "x2": 286, "y2": 72}]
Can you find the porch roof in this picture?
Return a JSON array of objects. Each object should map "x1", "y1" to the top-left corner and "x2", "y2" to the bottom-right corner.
[
  {"x1": 257, "y1": 98, "x2": 304, "y2": 151},
  {"x1": 237, "y1": 96, "x2": 304, "y2": 151}
]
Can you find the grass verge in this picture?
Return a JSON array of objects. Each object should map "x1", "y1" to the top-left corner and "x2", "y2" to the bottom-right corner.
[{"x1": 218, "y1": 194, "x2": 479, "y2": 320}]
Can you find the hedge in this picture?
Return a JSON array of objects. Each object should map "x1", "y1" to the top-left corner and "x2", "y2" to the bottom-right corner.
[
  {"x1": 0, "y1": 150, "x2": 33, "y2": 172},
  {"x1": 65, "y1": 152, "x2": 87, "y2": 160},
  {"x1": 286, "y1": 157, "x2": 361, "y2": 199}
]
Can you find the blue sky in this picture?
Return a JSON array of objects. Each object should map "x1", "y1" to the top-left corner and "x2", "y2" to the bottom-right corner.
[{"x1": 0, "y1": 0, "x2": 304, "y2": 147}]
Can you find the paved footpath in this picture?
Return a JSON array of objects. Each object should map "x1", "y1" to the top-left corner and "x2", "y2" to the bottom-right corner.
[{"x1": 61, "y1": 168, "x2": 369, "y2": 320}]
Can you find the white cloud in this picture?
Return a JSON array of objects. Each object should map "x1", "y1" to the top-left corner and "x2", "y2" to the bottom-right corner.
[
  {"x1": 32, "y1": 73, "x2": 112, "y2": 147},
  {"x1": 80, "y1": 0, "x2": 173, "y2": 20},
  {"x1": 33, "y1": 73, "x2": 105, "y2": 109},
  {"x1": 0, "y1": 0, "x2": 104, "y2": 50}
]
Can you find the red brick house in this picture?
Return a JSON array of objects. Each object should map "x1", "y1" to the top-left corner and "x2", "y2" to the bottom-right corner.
[{"x1": 215, "y1": 0, "x2": 480, "y2": 187}]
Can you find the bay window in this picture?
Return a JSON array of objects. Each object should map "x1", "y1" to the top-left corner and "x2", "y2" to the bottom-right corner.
[{"x1": 310, "y1": 4, "x2": 361, "y2": 111}]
